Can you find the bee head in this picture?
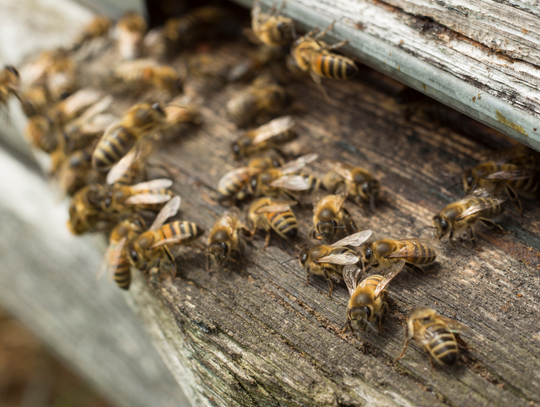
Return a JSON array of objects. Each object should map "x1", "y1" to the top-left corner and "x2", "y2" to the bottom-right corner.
[
  {"x1": 231, "y1": 142, "x2": 242, "y2": 159},
  {"x1": 360, "y1": 180, "x2": 380, "y2": 200},
  {"x1": 462, "y1": 171, "x2": 475, "y2": 194},
  {"x1": 316, "y1": 220, "x2": 337, "y2": 243},
  {"x1": 128, "y1": 243, "x2": 147, "y2": 270},
  {"x1": 349, "y1": 305, "x2": 371, "y2": 331},
  {"x1": 363, "y1": 244, "x2": 374, "y2": 263},
  {"x1": 432, "y1": 215, "x2": 449, "y2": 239},
  {"x1": 208, "y1": 241, "x2": 228, "y2": 265},
  {"x1": 299, "y1": 248, "x2": 309, "y2": 268}
]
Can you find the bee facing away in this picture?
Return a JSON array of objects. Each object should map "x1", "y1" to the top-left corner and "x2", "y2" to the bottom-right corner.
[
  {"x1": 0, "y1": 65, "x2": 20, "y2": 108},
  {"x1": 324, "y1": 160, "x2": 380, "y2": 210},
  {"x1": 311, "y1": 190, "x2": 358, "y2": 243},
  {"x1": 91, "y1": 102, "x2": 167, "y2": 172},
  {"x1": 251, "y1": 0, "x2": 295, "y2": 47},
  {"x1": 291, "y1": 22, "x2": 357, "y2": 86},
  {"x1": 128, "y1": 197, "x2": 205, "y2": 283},
  {"x1": 98, "y1": 216, "x2": 145, "y2": 290},
  {"x1": 361, "y1": 238, "x2": 438, "y2": 274},
  {"x1": 71, "y1": 15, "x2": 112, "y2": 52},
  {"x1": 231, "y1": 115, "x2": 296, "y2": 160},
  {"x1": 394, "y1": 306, "x2": 469, "y2": 368},
  {"x1": 45, "y1": 52, "x2": 78, "y2": 101},
  {"x1": 56, "y1": 147, "x2": 104, "y2": 196},
  {"x1": 300, "y1": 230, "x2": 372, "y2": 296},
  {"x1": 115, "y1": 12, "x2": 147, "y2": 60},
  {"x1": 342, "y1": 260, "x2": 405, "y2": 334},
  {"x1": 19, "y1": 85, "x2": 51, "y2": 117},
  {"x1": 207, "y1": 208, "x2": 249, "y2": 271},
  {"x1": 217, "y1": 155, "x2": 284, "y2": 203},
  {"x1": 226, "y1": 75, "x2": 288, "y2": 126},
  {"x1": 433, "y1": 194, "x2": 507, "y2": 249},
  {"x1": 247, "y1": 198, "x2": 298, "y2": 249}
]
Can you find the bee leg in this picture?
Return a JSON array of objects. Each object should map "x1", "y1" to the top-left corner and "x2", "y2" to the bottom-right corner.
[
  {"x1": 309, "y1": 71, "x2": 330, "y2": 101},
  {"x1": 455, "y1": 334, "x2": 471, "y2": 350},
  {"x1": 313, "y1": 21, "x2": 336, "y2": 41},
  {"x1": 304, "y1": 270, "x2": 311, "y2": 286},
  {"x1": 316, "y1": 40, "x2": 350, "y2": 53},
  {"x1": 468, "y1": 227, "x2": 481, "y2": 251},
  {"x1": 448, "y1": 230, "x2": 454, "y2": 246},
  {"x1": 407, "y1": 263, "x2": 431, "y2": 275},
  {"x1": 341, "y1": 320, "x2": 353, "y2": 334},
  {"x1": 479, "y1": 218, "x2": 506, "y2": 233},
  {"x1": 427, "y1": 352, "x2": 437, "y2": 370},
  {"x1": 505, "y1": 184, "x2": 523, "y2": 216},
  {"x1": 322, "y1": 269, "x2": 334, "y2": 297},
  {"x1": 394, "y1": 329, "x2": 411, "y2": 363},
  {"x1": 263, "y1": 231, "x2": 272, "y2": 250}
]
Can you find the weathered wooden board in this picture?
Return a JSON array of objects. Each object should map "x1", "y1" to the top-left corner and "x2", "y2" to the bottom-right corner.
[{"x1": 86, "y1": 37, "x2": 540, "y2": 406}]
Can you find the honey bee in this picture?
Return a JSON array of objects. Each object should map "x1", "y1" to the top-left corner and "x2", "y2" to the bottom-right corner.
[
  {"x1": 45, "y1": 52, "x2": 78, "y2": 101},
  {"x1": 19, "y1": 85, "x2": 51, "y2": 117},
  {"x1": 361, "y1": 238, "x2": 438, "y2": 274},
  {"x1": 311, "y1": 190, "x2": 358, "y2": 243},
  {"x1": 394, "y1": 306, "x2": 469, "y2": 368},
  {"x1": 108, "y1": 59, "x2": 182, "y2": 95},
  {"x1": 249, "y1": 153, "x2": 320, "y2": 200},
  {"x1": 128, "y1": 197, "x2": 205, "y2": 283},
  {"x1": 291, "y1": 22, "x2": 357, "y2": 86},
  {"x1": 0, "y1": 65, "x2": 20, "y2": 108},
  {"x1": 71, "y1": 15, "x2": 112, "y2": 51},
  {"x1": 217, "y1": 155, "x2": 284, "y2": 203},
  {"x1": 247, "y1": 198, "x2": 298, "y2": 249},
  {"x1": 56, "y1": 147, "x2": 104, "y2": 196},
  {"x1": 98, "y1": 216, "x2": 145, "y2": 290},
  {"x1": 433, "y1": 194, "x2": 507, "y2": 249},
  {"x1": 226, "y1": 75, "x2": 288, "y2": 126},
  {"x1": 115, "y1": 12, "x2": 147, "y2": 60},
  {"x1": 231, "y1": 115, "x2": 296, "y2": 159},
  {"x1": 251, "y1": 0, "x2": 295, "y2": 47},
  {"x1": 207, "y1": 208, "x2": 249, "y2": 270},
  {"x1": 342, "y1": 260, "x2": 405, "y2": 333},
  {"x1": 92, "y1": 102, "x2": 167, "y2": 172},
  {"x1": 164, "y1": 6, "x2": 228, "y2": 56},
  {"x1": 300, "y1": 230, "x2": 372, "y2": 296},
  {"x1": 323, "y1": 161, "x2": 380, "y2": 210},
  {"x1": 67, "y1": 184, "x2": 110, "y2": 235}
]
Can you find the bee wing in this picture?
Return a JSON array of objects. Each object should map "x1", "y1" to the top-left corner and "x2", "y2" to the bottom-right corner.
[
  {"x1": 107, "y1": 150, "x2": 137, "y2": 185},
  {"x1": 149, "y1": 196, "x2": 181, "y2": 231},
  {"x1": 279, "y1": 153, "x2": 318, "y2": 174},
  {"x1": 335, "y1": 188, "x2": 348, "y2": 211},
  {"x1": 456, "y1": 197, "x2": 507, "y2": 220},
  {"x1": 316, "y1": 252, "x2": 360, "y2": 265},
  {"x1": 329, "y1": 160, "x2": 356, "y2": 182},
  {"x1": 343, "y1": 264, "x2": 364, "y2": 296},
  {"x1": 468, "y1": 186, "x2": 495, "y2": 198},
  {"x1": 387, "y1": 238, "x2": 440, "y2": 258},
  {"x1": 269, "y1": 175, "x2": 310, "y2": 191},
  {"x1": 331, "y1": 230, "x2": 373, "y2": 248},
  {"x1": 251, "y1": 115, "x2": 295, "y2": 145},
  {"x1": 80, "y1": 113, "x2": 118, "y2": 135},
  {"x1": 130, "y1": 178, "x2": 173, "y2": 191},
  {"x1": 149, "y1": 233, "x2": 192, "y2": 249},
  {"x1": 436, "y1": 316, "x2": 470, "y2": 333},
  {"x1": 124, "y1": 193, "x2": 171, "y2": 205},
  {"x1": 75, "y1": 95, "x2": 113, "y2": 124},
  {"x1": 254, "y1": 201, "x2": 297, "y2": 214},
  {"x1": 484, "y1": 169, "x2": 534, "y2": 180},
  {"x1": 374, "y1": 260, "x2": 406, "y2": 299},
  {"x1": 61, "y1": 88, "x2": 103, "y2": 117},
  {"x1": 217, "y1": 167, "x2": 260, "y2": 189}
]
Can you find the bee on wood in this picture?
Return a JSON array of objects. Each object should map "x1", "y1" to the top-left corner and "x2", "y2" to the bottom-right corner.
[
  {"x1": 300, "y1": 230, "x2": 372, "y2": 296},
  {"x1": 115, "y1": 12, "x2": 147, "y2": 60},
  {"x1": 207, "y1": 208, "x2": 249, "y2": 271},
  {"x1": 311, "y1": 190, "x2": 358, "y2": 243},
  {"x1": 247, "y1": 198, "x2": 298, "y2": 249},
  {"x1": 19, "y1": 85, "x2": 51, "y2": 117},
  {"x1": 433, "y1": 194, "x2": 507, "y2": 249},
  {"x1": 342, "y1": 259, "x2": 405, "y2": 333},
  {"x1": 128, "y1": 197, "x2": 205, "y2": 283},
  {"x1": 70, "y1": 15, "x2": 112, "y2": 52},
  {"x1": 361, "y1": 238, "x2": 438, "y2": 274},
  {"x1": 231, "y1": 115, "x2": 296, "y2": 160},
  {"x1": 67, "y1": 184, "x2": 110, "y2": 235},
  {"x1": 0, "y1": 65, "x2": 20, "y2": 110},
  {"x1": 56, "y1": 147, "x2": 104, "y2": 196},
  {"x1": 226, "y1": 75, "x2": 288, "y2": 126},
  {"x1": 323, "y1": 160, "x2": 380, "y2": 210},
  {"x1": 249, "y1": 153, "x2": 319, "y2": 200},
  {"x1": 217, "y1": 155, "x2": 284, "y2": 203},
  {"x1": 251, "y1": 0, "x2": 295, "y2": 47},
  {"x1": 45, "y1": 51, "x2": 78, "y2": 101},
  {"x1": 291, "y1": 22, "x2": 357, "y2": 86},
  {"x1": 394, "y1": 306, "x2": 469, "y2": 368},
  {"x1": 98, "y1": 216, "x2": 145, "y2": 290},
  {"x1": 108, "y1": 59, "x2": 182, "y2": 95}
]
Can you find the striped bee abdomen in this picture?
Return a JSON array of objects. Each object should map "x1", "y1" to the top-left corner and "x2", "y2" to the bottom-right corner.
[
  {"x1": 92, "y1": 125, "x2": 139, "y2": 172},
  {"x1": 266, "y1": 210, "x2": 298, "y2": 239},
  {"x1": 113, "y1": 256, "x2": 131, "y2": 290},
  {"x1": 399, "y1": 241, "x2": 437, "y2": 265},
  {"x1": 158, "y1": 221, "x2": 205, "y2": 245},
  {"x1": 314, "y1": 54, "x2": 357, "y2": 80},
  {"x1": 425, "y1": 323, "x2": 458, "y2": 366}
]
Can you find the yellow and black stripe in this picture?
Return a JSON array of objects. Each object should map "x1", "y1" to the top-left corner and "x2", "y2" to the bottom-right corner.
[
  {"x1": 158, "y1": 221, "x2": 205, "y2": 245},
  {"x1": 92, "y1": 125, "x2": 138, "y2": 172},
  {"x1": 397, "y1": 241, "x2": 437, "y2": 265},
  {"x1": 113, "y1": 255, "x2": 131, "y2": 290},
  {"x1": 425, "y1": 323, "x2": 459, "y2": 365},
  {"x1": 469, "y1": 197, "x2": 505, "y2": 219},
  {"x1": 266, "y1": 209, "x2": 298, "y2": 239},
  {"x1": 313, "y1": 54, "x2": 357, "y2": 80}
]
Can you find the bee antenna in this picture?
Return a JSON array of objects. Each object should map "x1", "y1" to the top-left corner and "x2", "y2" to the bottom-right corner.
[
  {"x1": 412, "y1": 226, "x2": 435, "y2": 236},
  {"x1": 391, "y1": 312, "x2": 409, "y2": 318},
  {"x1": 447, "y1": 181, "x2": 461, "y2": 190},
  {"x1": 279, "y1": 257, "x2": 297, "y2": 265}
]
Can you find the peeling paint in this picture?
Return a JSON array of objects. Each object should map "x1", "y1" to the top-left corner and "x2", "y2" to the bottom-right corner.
[{"x1": 495, "y1": 110, "x2": 528, "y2": 136}]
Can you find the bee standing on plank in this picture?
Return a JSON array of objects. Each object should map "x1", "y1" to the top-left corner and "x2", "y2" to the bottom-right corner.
[
  {"x1": 342, "y1": 260, "x2": 405, "y2": 334},
  {"x1": 394, "y1": 307, "x2": 470, "y2": 368},
  {"x1": 251, "y1": 0, "x2": 295, "y2": 47},
  {"x1": 247, "y1": 198, "x2": 298, "y2": 249},
  {"x1": 311, "y1": 190, "x2": 358, "y2": 243},
  {"x1": 207, "y1": 208, "x2": 249, "y2": 271},
  {"x1": 299, "y1": 230, "x2": 372, "y2": 296}
]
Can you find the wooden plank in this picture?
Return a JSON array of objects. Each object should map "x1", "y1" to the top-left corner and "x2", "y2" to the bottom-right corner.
[{"x1": 232, "y1": 0, "x2": 540, "y2": 152}]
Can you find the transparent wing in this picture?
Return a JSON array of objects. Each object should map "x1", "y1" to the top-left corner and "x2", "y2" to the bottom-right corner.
[
  {"x1": 80, "y1": 113, "x2": 118, "y2": 135},
  {"x1": 60, "y1": 88, "x2": 103, "y2": 117},
  {"x1": 251, "y1": 115, "x2": 295, "y2": 145},
  {"x1": 74, "y1": 95, "x2": 113, "y2": 124},
  {"x1": 269, "y1": 175, "x2": 310, "y2": 191},
  {"x1": 457, "y1": 197, "x2": 507, "y2": 220},
  {"x1": 374, "y1": 260, "x2": 406, "y2": 298},
  {"x1": 149, "y1": 233, "x2": 192, "y2": 249},
  {"x1": 130, "y1": 178, "x2": 173, "y2": 191},
  {"x1": 387, "y1": 238, "x2": 439, "y2": 259},
  {"x1": 254, "y1": 200, "x2": 297, "y2": 214},
  {"x1": 149, "y1": 196, "x2": 181, "y2": 231},
  {"x1": 316, "y1": 252, "x2": 360, "y2": 265},
  {"x1": 484, "y1": 169, "x2": 534, "y2": 181},
  {"x1": 279, "y1": 153, "x2": 318, "y2": 174},
  {"x1": 329, "y1": 160, "x2": 356, "y2": 182},
  {"x1": 217, "y1": 167, "x2": 260, "y2": 190},
  {"x1": 437, "y1": 315, "x2": 470, "y2": 333},
  {"x1": 343, "y1": 264, "x2": 364, "y2": 296},
  {"x1": 107, "y1": 150, "x2": 137, "y2": 185},
  {"x1": 124, "y1": 193, "x2": 171, "y2": 205},
  {"x1": 334, "y1": 188, "x2": 348, "y2": 211},
  {"x1": 331, "y1": 230, "x2": 373, "y2": 248}
]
